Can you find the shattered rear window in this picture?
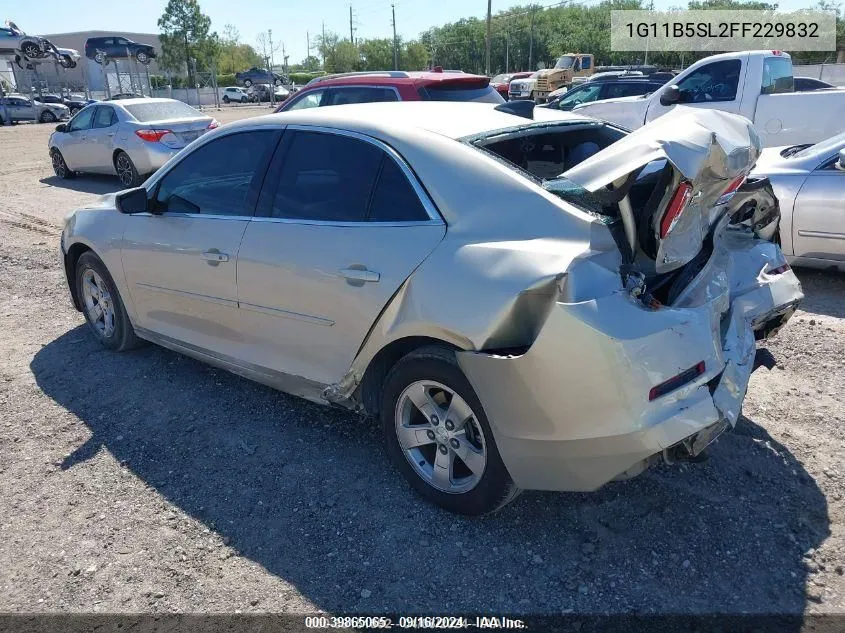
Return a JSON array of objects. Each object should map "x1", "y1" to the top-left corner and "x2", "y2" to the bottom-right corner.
[{"x1": 542, "y1": 178, "x2": 606, "y2": 213}]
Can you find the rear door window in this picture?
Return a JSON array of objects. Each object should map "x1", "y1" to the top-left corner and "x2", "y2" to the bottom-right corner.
[
  {"x1": 368, "y1": 157, "x2": 429, "y2": 222},
  {"x1": 325, "y1": 86, "x2": 399, "y2": 106},
  {"x1": 93, "y1": 106, "x2": 117, "y2": 128},
  {"x1": 269, "y1": 131, "x2": 382, "y2": 222},
  {"x1": 603, "y1": 82, "x2": 657, "y2": 99}
]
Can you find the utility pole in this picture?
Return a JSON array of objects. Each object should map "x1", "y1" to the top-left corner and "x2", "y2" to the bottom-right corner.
[
  {"x1": 268, "y1": 29, "x2": 276, "y2": 107},
  {"x1": 505, "y1": 31, "x2": 509, "y2": 73},
  {"x1": 349, "y1": 5, "x2": 355, "y2": 42},
  {"x1": 391, "y1": 4, "x2": 398, "y2": 70},
  {"x1": 529, "y1": 7, "x2": 536, "y2": 71},
  {"x1": 322, "y1": 21, "x2": 326, "y2": 65},
  {"x1": 485, "y1": 0, "x2": 492, "y2": 75},
  {"x1": 307, "y1": 31, "x2": 310, "y2": 61}
]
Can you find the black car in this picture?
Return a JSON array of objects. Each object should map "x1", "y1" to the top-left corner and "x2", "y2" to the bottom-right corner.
[
  {"x1": 794, "y1": 77, "x2": 836, "y2": 91},
  {"x1": 545, "y1": 78, "x2": 666, "y2": 111},
  {"x1": 34, "y1": 93, "x2": 95, "y2": 114},
  {"x1": 235, "y1": 67, "x2": 285, "y2": 87},
  {"x1": 85, "y1": 36, "x2": 156, "y2": 65}
]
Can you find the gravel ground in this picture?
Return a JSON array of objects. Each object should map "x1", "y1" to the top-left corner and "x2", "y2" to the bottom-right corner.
[{"x1": 0, "y1": 112, "x2": 844, "y2": 616}]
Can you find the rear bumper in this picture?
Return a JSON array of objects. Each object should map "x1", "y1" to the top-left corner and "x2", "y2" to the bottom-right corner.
[
  {"x1": 457, "y1": 231, "x2": 803, "y2": 492},
  {"x1": 128, "y1": 143, "x2": 179, "y2": 176}
]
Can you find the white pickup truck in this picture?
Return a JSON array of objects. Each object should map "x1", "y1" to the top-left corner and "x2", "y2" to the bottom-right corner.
[{"x1": 573, "y1": 51, "x2": 845, "y2": 147}]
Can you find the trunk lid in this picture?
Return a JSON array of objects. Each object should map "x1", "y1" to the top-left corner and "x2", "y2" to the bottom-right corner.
[{"x1": 561, "y1": 107, "x2": 762, "y2": 274}]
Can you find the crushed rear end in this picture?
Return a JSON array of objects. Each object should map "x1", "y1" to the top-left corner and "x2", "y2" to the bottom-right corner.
[{"x1": 457, "y1": 107, "x2": 802, "y2": 491}]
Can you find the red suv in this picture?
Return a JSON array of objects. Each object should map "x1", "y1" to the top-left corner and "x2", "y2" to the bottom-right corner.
[{"x1": 275, "y1": 69, "x2": 504, "y2": 112}]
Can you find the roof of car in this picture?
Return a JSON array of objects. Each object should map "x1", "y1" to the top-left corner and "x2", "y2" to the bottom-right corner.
[
  {"x1": 303, "y1": 70, "x2": 491, "y2": 89},
  {"x1": 229, "y1": 101, "x2": 590, "y2": 141}
]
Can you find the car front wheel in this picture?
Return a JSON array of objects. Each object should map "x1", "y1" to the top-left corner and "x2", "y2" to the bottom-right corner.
[
  {"x1": 136, "y1": 50, "x2": 149, "y2": 64},
  {"x1": 381, "y1": 346, "x2": 519, "y2": 515},
  {"x1": 243, "y1": 79, "x2": 253, "y2": 88},
  {"x1": 222, "y1": 95, "x2": 230, "y2": 104},
  {"x1": 40, "y1": 110, "x2": 57, "y2": 123},
  {"x1": 50, "y1": 148, "x2": 75, "y2": 179},
  {"x1": 75, "y1": 252, "x2": 140, "y2": 351}
]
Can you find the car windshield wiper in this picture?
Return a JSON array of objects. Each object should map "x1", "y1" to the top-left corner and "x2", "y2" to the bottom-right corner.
[{"x1": 780, "y1": 144, "x2": 812, "y2": 158}]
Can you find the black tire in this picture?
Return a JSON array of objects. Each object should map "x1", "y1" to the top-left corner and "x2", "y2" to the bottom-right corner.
[
  {"x1": 94, "y1": 51, "x2": 106, "y2": 65},
  {"x1": 59, "y1": 54, "x2": 73, "y2": 69},
  {"x1": 114, "y1": 151, "x2": 141, "y2": 187},
  {"x1": 21, "y1": 42, "x2": 42, "y2": 59},
  {"x1": 75, "y1": 251, "x2": 140, "y2": 352},
  {"x1": 243, "y1": 79, "x2": 253, "y2": 88},
  {"x1": 136, "y1": 50, "x2": 149, "y2": 65},
  {"x1": 39, "y1": 110, "x2": 57, "y2": 123},
  {"x1": 222, "y1": 95, "x2": 230, "y2": 104},
  {"x1": 381, "y1": 346, "x2": 520, "y2": 515},
  {"x1": 50, "y1": 148, "x2": 75, "y2": 179}
]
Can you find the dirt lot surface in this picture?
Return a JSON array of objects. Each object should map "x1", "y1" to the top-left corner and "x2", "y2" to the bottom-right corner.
[{"x1": 1, "y1": 109, "x2": 844, "y2": 617}]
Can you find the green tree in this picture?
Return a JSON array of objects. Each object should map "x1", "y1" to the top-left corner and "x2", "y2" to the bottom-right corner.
[
  {"x1": 360, "y1": 38, "x2": 394, "y2": 70},
  {"x1": 402, "y1": 41, "x2": 429, "y2": 70},
  {"x1": 318, "y1": 31, "x2": 361, "y2": 72},
  {"x1": 158, "y1": 0, "x2": 214, "y2": 82}
]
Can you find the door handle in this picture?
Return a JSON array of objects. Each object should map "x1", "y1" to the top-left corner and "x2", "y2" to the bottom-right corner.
[
  {"x1": 339, "y1": 267, "x2": 380, "y2": 285},
  {"x1": 201, "y1": 250, "x2": 229, "y2": 265}
]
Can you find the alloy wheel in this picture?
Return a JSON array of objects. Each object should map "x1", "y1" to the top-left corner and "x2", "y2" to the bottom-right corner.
[
  {"x1": 81, "y1": 268, "x2": 115, "y2": 339},
  {"x1": 51, "y1": 150, "x2": 66, "y2": 177},
  {"x1": 116, "y1": 154, "x2": 134, "y2": 186},
  {"x1": 41, "y1": 111, "x2": 56, "y2": 123},
  {"x1": 137, "y1": 51, "x2": 149, "y2": 64},
  {"x1": 395, "y1": 380, "x2": 487, "y2": 494}
]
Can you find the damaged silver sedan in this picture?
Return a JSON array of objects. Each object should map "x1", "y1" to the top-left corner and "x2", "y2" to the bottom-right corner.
[{"x1": 60, "y1": 102, "x2": 802, "y2": 515}]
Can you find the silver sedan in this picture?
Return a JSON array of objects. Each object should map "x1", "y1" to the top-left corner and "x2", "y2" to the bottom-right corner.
[
  {"x1": 59, "y1": 103, "x2": 802, "y2": 514},
  {"x1": 751, "y1": 134, "x2": 845, "y2": 271},
  {"x1": 48, "y1": 98, "x2": 218, "y2": 187}
]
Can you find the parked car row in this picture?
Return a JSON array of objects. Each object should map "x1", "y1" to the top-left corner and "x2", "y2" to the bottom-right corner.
[{"x1": 0, "y1": 94, "x2": 70, "y2": 124}]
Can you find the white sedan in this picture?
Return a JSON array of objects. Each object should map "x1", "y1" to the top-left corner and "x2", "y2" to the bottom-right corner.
[{"x1": 751, "y1": 133, "x2": 845, "y2": 271}]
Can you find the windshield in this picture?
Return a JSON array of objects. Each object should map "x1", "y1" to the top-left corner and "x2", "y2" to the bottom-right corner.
[
  {"x1": 124, "y1": 101, "x2": 203, "y2": 121},
  {"x1": 557, "y1": 84, "x2": 602, "y2": 110},
  {"x1": 790, "y1": 130, "x2": 845, "y2": 159},
  {"x1": 555, "y1": 55, "x2": 575, "y2": 70},
  {"x1": 491, "y1": 74, "x2": 512, "y2": 83}
]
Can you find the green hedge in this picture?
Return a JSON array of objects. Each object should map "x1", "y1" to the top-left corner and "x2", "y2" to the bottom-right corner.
[
  {"x1": 288, "y1": 71, "x2": 325, "y2": 85},
  {"x1": 217, "y1": 73, "x2": 236, "y2": 87}
]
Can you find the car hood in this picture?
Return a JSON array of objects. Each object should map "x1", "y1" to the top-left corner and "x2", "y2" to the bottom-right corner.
[{"x1": 562, "y1": 107, "x2": 762, "y2": 273}]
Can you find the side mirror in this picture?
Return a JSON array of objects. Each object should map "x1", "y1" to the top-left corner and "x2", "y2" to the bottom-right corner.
[
  {"x1": 116, "y1": 187, "x2": 150, "y2": 214},
  {"x1": 55, "y1": 123, "x2": 67, "y2": 132},
  {"x1": 660, "y1": 85, "x2": 682, "y2": 106},
  {"x1": 837, "y1": 148, "x2": 845, "y2": 171}
]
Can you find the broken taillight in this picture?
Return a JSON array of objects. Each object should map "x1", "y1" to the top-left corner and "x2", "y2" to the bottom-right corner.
[
  {"x1": 649, "y1": 361, "x2": 706, "y2": 401},
  {"x1": 659, "y1": 182, "x2": 694, "y2": 238}
]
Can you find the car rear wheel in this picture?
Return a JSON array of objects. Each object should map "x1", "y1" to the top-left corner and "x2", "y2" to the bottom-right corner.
[
  {"x1": 39, "y1": 110, "x2": 57, "y2": 123},
  {"x1": 50, "y1": 148, "x2": 75, "y2": 179},
  {"x1": 114, "y1": 151, "x2": 141, "y2": 187},
  {"x1": 381, "y1": 346, "x2": 519, "y2": 515},
  {"x1": 76, "y1": 252, "x2": 140, "y2": 351}
]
